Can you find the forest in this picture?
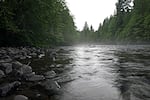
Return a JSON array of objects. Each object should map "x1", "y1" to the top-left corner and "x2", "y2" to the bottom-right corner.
[
  {"x1": 0, "y1": 0, "x2": 150, "y2": 47},
  {"x1": 81, "y1": 0, "x2": 150, "y2": 44}
]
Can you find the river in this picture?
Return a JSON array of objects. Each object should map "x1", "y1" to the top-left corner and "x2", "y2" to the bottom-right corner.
[{"x1": 51, "y1": 45, "x2": 150, "y2": 100}]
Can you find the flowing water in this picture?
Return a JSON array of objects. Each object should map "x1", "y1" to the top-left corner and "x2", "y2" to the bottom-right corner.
[{"x1": 53, "y1": 45, "x2": 150, "y2": 100}]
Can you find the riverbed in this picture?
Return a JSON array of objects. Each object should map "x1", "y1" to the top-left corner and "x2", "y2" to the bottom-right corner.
[
  {"x1": 53, "y1": 45, "x2": 150, "y2": 100},
  {"x1": 1, "y1": 45, "x2": 150, "y2": 100}
]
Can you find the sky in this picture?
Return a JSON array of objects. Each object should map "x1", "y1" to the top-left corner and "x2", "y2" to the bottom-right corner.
[{"x1": 66, "y1": 0, "x2": 118, "y2": 30}]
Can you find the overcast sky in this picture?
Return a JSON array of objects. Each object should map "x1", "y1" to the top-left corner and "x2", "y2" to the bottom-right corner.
[{"x1": 66, "y1": 0, "x2": 118, "y2": 30}]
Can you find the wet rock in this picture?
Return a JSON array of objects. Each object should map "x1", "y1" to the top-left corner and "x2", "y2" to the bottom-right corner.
[
  {"x1": 0, "y1": 63, "x2": 12, "y2": 74},
  {"x1": 39, "y1": 80, "x2": 60, "y2": 95},
  {"x1": 24, "y1": 72, "x2": 35, "y2": 78},
  {"x1": 21, "y1": 65, "x2": 32, "y2": 75},
  {"x1": 19, "y1": 56, "x2": 26, "y2": 60},
  {"x1": 36, "y1": 93, "x2": 41, "y2": 97},
  {"x1": 27, "y1": 75, "x2": 45, "y2": 82},
  {"x1": 49, "y1": 65, "x2": 55, "y2": 68},
  {"x1": 56, "y1": 64, "x2": 63, "y2": 68},
  {"x1": 0, "y1": 58, "x2": 12, "y2": 63},
  {"x1": 0, "y1": 70, "x2": 5, "y2": 78},
  {"x1": 56, "y1": 48, "x2": 66, "y2": 53},
  {"x1": 0, "y1": 81, "x2": 21, "y2": 96},
  {"x1": 14, "y1": 95, "x2": 28, "y2": 100},
  {"x1": 44, "y1": 71, "x2": 56, "y2": 79},
  {"x1": 29, "y1": 53, "x2": 37, "y2": 57},
  {"x1": 0, "y1": 49, "x2": 7, "y2": 54},
  {"x1": 14, "y1": 55, "x2": 22, "y2": 59},
  {"x1": 12, "y1": 61, "x2": 23, "y2": 70},
  {"x1": 38, "y1": 54, "x2": 45, "y2": 59},
  {"x1": 1, "y1": 55, "x2": 10, "y2": 59},
  {"x1": 53, "y1": 68, "x2": 65, "y2": 74},
  {"x1": 53, "y1": 75, "x2": 75, "y2": 83}
]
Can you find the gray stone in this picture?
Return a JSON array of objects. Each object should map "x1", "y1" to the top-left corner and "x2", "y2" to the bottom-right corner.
[
  {"x1": 21, "y1": 65, "x2": 32, "y2": 75},
  {"x1": 14, "y1": 95, "x2": 28, "y2": 100},
  {"x1": 27, "y1": 75, "x2": 45, "y2": 82},
  {"x1": 38, "y1": 54, "x2": 45, "y2": 58},
  {"x1": 56, "y1": 64, "x2": 63, "y2": 68},
  {"x1": 0, "y1": 63, "x2": 12, "y2": 74},
  {"x1": 0, "y1": 70, "x2": 5, "y2": 78},
  {"x1": 29, "y1": 53, "x2": 37, "y2": 57},
  {"x1": 44, "y1": 71, "x2": 56, "y2": 79},
  {"x1": 49, "y1": 65, "x2": 55, "y2": 68},
  {"x1": 39, "y1": 80, "x2": 60, "y2": 95},
  {"x1": 20, "y1": 56, "x2": 26, "y2": 60},
  {"x1": 0, "y1": 58, "x2": 12, "y2": 63},
  {"x1": 0, "y1": 81, "x2": 21, "y2": 96},
  {"x1": 24, "y1": 72, "x2": 35, "y2": 78},
  {"x1": 12, "y1": 61, "x2": 23, "y2": 70},
  {"x1": 53, "y1": 75, "x2": 75, "y2": 83}
]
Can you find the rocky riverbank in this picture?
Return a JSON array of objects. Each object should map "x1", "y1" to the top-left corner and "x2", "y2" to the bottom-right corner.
[{"x1": 0, "y1": 47, "x2": 75, "y2": 100}]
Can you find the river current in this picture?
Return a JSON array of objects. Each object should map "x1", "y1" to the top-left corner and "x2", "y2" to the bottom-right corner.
[{"x1": 54, "y1": 45, "x2": 150, "y2": 100}]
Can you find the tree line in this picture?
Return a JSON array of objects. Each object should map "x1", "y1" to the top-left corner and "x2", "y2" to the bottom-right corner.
[
  {"x1": 0, "y1": 0, "x2": 150, "y2": 47},
  {"x1": 79, "y1": 0, "x2": 150, "y2": 44},
  {"x1": 0, "y1": 0, "x2": 77, "y2": 47}
]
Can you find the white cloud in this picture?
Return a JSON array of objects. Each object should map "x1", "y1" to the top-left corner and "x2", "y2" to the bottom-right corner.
[{"x1": 66, "y1": 0, "x2": 118, "y2": 30}]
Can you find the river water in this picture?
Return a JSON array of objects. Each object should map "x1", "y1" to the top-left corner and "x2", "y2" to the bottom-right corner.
[{"x1": 53, "y1": 45, "x2": 150, "y2": 100}]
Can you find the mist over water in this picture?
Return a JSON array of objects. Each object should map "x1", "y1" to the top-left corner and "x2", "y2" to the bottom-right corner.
[{"x1": 54, "y1": 45, "x2": 150, "y2": 100}]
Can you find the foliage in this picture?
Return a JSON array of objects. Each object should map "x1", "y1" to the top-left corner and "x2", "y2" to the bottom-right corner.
[
  {"x1": 94, "y1": 0, "x2": 150, "y2": 44},
  {"x1": 0, "y1": 0, "x2": 77, "y2": 47}
]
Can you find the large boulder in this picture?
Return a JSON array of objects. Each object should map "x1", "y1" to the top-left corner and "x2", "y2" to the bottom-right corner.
[
  {"x1": 13, "y1": 64, "x2": 33, "y2": 77},
  {"x1": 0, "y1": 81, "x2": 21, "y2": 96},
  {"x1": 38, "y1": 80, "x2": 61, "y2": 95}
]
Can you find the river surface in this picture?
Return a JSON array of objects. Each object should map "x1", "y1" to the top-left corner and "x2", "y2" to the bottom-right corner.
[{"x1": 52, "y1": 45, "x2": 150, "y2": 100}]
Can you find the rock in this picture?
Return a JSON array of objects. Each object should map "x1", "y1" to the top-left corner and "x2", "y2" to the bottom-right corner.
[
  {"x1": 0, "y1": 63, "x2": 12, "y2": 74},
  {"x1": 56, "y1": 48, "x2": 66, "y2": 53},
  {"x1": 0, "y1": 49, "x2": 6, "y2": 54},
  {"x1": 27, "y1": 75, "x2": 45, "y2": 82},
  {"x1": 0, "y1": 81, "x2": 21, "y2": 96},
  {"x1": 12, "y1": 61, "x2": 23, "y2": 70},
  {"x1": 53, "y1": 68, "x2": 65, "y2": 74},
  {"x1": 38, "y1": 54, "x2": 45, "y2": 58},
  {"x1": 44, "y1": 71, "x2": 56, "y2": 79},
  {"x1": 14, "y1": 55, "x2": 22, "y2": 59},
  {"x1": 1, "y1": 55, "x2": 10, "y2": 59},
  {"x1": 39, "y1": 80, "x2": 60, "y2": 95},
  {"x1": 0, "y1": 58, "x2": 12, "y2": 63},
  {"x1": 20, "y1": 56, "x2": 26, "y2": 60},
  {"x1": 24, "y1": 72, "x2": 35, "y2": 78},
  {"x1": 14, "y1": 95, "x2": 28, "y2": 100},
  {"x1": 0, "y1": 70, "x2": 5, "y2": 78},
  {"x1": 26, "y1": 55, "x2": 32, "y2": 59},
  {"x1": 36, "y1": 93, "x2": 41, "y2": 97},
  {"x1": 29, "y1": 53, "x2": 37, "y2": 57},
  {"x1": 21, "y1": 65, "x2": 32, "y2": 75},
  {"x1": 53, "y1": 75, "x2": 75, "y2": 83},
  {"x1": 12, "y1": 64, "x2": 32, "y2": 77},
  {"x1": 56, "y1": 64, "x2": 63, "y2": 68},
  {"x1": 49, "y1": 65, "x2": 55, "y2": 68}
]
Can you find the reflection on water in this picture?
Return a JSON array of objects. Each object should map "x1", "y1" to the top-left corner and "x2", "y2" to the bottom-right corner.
[{"x1": 55, "y1": 45, "x2": 150, "y2": 100}]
